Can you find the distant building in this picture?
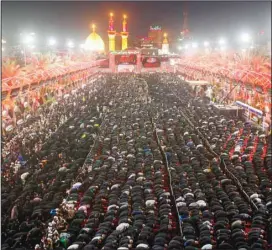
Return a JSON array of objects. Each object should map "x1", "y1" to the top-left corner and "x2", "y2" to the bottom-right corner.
[
  {"x1": 141, "y1": 48, "x2": 159, "y2": 56},
  {"x1": 148, "y1": 25, "x2": 163, "y2": 49},
  {"x1": 140, "y1": 37, "x2": 154, "y2": 48}
]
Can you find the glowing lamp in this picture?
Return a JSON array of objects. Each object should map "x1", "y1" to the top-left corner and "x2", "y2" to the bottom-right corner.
[
  {"x1": 67, "y1": 41, "x2": 74, "y2": 48},
  {"x1": 219, "y1": 38, "x2": 226, "y2": 45},
  {"x1": 240, "y1": 33, "x2": 251, "y2": 43},
  {"x1": 48, "y1": 38, "x2": 56, "y2": 46},
  {"x1": 204, "y1": 41, "x2": 209, "y2": 47},
  {"x1": 23, "y1": 35, "x2": 35, "y2": 44},
  {"x1": 192, "y1": 42, "x2": 198, "y2": 48}
]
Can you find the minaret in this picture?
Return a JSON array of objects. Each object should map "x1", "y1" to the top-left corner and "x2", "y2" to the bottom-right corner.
[
  {"x1": 108, "y1": 12, "x2": 116, "y2": 52},
  {"x1": 121, "y1": 14, "x2": 129, "y2": 50},
  {"x1": 181, "y1": 2, "x2": 190, "y2": 40},
  {"x1": 162, "y1": 33, "x2": 169, "y2": 54},
  {"x1": 182, "y1": 11, "x2": 188, "y2": 34}
]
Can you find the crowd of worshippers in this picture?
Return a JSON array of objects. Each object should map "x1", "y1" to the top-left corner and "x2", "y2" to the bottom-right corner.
[
  {"x1": 1, "y1": 73, "x2": 271, "y2": 250},
  {"x1": 1, "y1": 77, "x2": 102, "y2": 184},
  {"x1": 148, "y1": 75, "x2": 272, "y2": 250}
]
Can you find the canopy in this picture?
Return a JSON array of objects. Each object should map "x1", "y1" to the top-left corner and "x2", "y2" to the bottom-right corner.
[
  {"x1": 2, "y1": 60, "x2": 106, "y2": 93},
  {"x1": 177, "y1": 52, "x2": 271, "y2": 93}
]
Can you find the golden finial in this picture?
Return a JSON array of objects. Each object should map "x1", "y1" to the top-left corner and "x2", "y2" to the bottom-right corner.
[
  {"x1": 92, "y1": 24, "x2": 96, "y2": 32},
  {"x1": 163, "y1": 33, "x2": 168, "y2": 44}
]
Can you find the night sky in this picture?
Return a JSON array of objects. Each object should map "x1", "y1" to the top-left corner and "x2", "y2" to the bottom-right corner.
[{"x1": 2, "y1": 1, "x2": 271, "y2": 47}]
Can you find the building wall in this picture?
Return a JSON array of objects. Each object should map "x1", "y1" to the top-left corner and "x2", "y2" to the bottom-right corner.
[
  {"x1": 141, "y1": 48, "x2": 159, "y2": 56},
  {"x1": 148, "y1": 30, "x2": 163, "y2": 49}
]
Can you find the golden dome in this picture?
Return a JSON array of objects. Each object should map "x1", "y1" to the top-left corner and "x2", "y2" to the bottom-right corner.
[{"x1": 85, "y1": 25, "x2": 105, "y2": 52}]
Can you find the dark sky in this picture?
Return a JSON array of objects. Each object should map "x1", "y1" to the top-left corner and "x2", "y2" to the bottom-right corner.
[{"x1": 2, "y1": 1, "x2": 271, "y2": 46}]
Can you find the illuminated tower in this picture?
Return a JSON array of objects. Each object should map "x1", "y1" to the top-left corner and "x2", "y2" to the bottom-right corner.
[
  {"x1": 181, "y1": 2, "x2": 190, "y2": 40},
  {"x1": 121, "y1": 14, "x2": 129, "y2": 50},
  {"x1": 108, "y1": 12, "x2": 116, "y2": 52},
  {"x1": 162, "y1": 33, "x2": 169, "y2": 54}
]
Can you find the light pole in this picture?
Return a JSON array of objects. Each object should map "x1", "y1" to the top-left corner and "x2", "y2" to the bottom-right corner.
[
  {"x1": 2, "y1": 39, "x2": 6, "y2": 53},
  {"x1": 66, "y1": 40, "x2": 74, "y2": 58},
  {"x1": 204, "y1": 41, "x2": 210, "y2": 54},
  {"x1": 67, "y1": 41, "x2": 74, "y2": 49},
  {"x1": 218, "y1": 38, "x2": 227, "y2": 53},
  {"x1": 204, "y1": 41, "x2": 209, "y2": 47},
  {"x1": 240, "y1": 32, "x2": 253, "y2": 50},
  {"x1": 23, "y1": 46, "x2": 27, "y2": 67},
  {"x1": 48, "y1": 37, "x2": 57, "y2": 59},
  {"x1": 48, "y1": 38, "x2": 57, "y2": 46},
  {"x1": 240, "y1": 33, "x2": 251, "y2": 43},
  {"x1": 218, "y1": 38, "x2": 226, "y2": 45},
  {"x1": 21, "y1": 33, "x2": 36, "y2": 67},
  {"x1": 192, "y1": 42, "x2": 198, "y2": 48}
]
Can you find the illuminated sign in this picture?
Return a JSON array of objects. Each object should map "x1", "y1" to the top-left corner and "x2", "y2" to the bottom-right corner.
[
  {"x1": 150, "y1": 25, "x2": 161, "y2": 31},
  {"x1": 115, "y1": 54, "x2": 137, "y2": 65},
  {"x1": 142, "y1": 57, "x2": 161, "y2": 68}
]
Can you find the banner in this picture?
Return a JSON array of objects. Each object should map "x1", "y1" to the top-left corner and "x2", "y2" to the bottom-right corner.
[
  {"x1": 115, "y1": 54, "x2": 137, "y2": 65},
  {"x1": 142, "y1": 57, "x2": 161, "y2": 68}
]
